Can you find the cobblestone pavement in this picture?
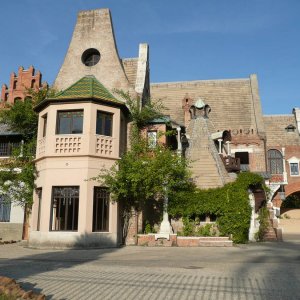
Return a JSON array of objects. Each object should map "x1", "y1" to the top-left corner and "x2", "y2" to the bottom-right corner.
[{"x1": 0, "y1": 241, "x2": 300, "y2": 299}]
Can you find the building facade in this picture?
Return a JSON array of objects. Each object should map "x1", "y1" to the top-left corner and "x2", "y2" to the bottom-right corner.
[
  {"x1": 1, "y1": 65, "x2": 43, "y2": 105},
  {"x1": 3, "y1": 8, "x2": 294, "y2": 246},
  {"x1": 29, "y1": 9, "x2": 150, "y2": 248},
  {"x1": 0, "y1": 65, "x2": 44, "y2": 241}
]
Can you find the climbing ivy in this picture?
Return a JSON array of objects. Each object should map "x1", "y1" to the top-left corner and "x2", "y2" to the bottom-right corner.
[
  {"x1": 169, "y1": 172, "x2": 265, "y2": 243},
  {"x1": 255, "y1": 206, "x2": 269, "y2": 241}
]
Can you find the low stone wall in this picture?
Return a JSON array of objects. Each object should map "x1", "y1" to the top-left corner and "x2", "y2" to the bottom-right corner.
[
  {"x1": 138, "y1": 234, "x2": 177, "y2": 246},
  {"x1": 0, "y1": 223, "x2": 23, "y2": 242},
  {"x1": 29, "y1": 231, "x2": 119, "y2": 249},
  {"x1": 137, "y1": 234, "x2": 233, "y2": 247},
  {"x1": 177, "y1": 236, "x2": 233, "y2": 247}
]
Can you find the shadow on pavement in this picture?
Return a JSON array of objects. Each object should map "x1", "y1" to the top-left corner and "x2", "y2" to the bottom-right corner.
[
  {"x1": 235, "y1": 240, "x2": 300, "y2": 299},
  {"x1": 0, "y1": 234, "x2": 122, "y2": 299}
]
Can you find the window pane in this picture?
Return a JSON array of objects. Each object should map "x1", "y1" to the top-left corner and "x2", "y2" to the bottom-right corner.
[
  {"x1": 291, "y1": 163, "x2": 299, "y2": 175},
  {"x1": 96, "y1": 113, "x2": 103, "y2": 135},
  {"x1": 93, "y1": 187, "x2": 109, "y2": 232},
  {"x1": 104, "y1": 115, "x2": 112, "y2": 136},
  {"x1": 42, "y1": 115, "x2": 47, "y2": 137},
  {"x1": 36, "y1": 188, "x2": 42, "y2": 231},
  {"x1": 0, "y1": 196, "x2": 11, "y2": 222},
  {"x1": 72, "y1": 115, "x2": 83, "y2": 134},
  {"x1": 147, "y1": 131, "x2": 157, "y2": 148},
  {"x1": 51, "y1": 187, "x2": 79, "y2": 231},
  {"x1": 96, "y1": 111, "x2": 113, "y2": 136},
  {"x1": 57, "y1": 111, "x2": 83, "y2": 134},
  {"x1": 268, "y1": 150, "x2": 283, "y2": 174},
  {"x1": 58, "y1": 114, "x2": 71, "y2": 134}
]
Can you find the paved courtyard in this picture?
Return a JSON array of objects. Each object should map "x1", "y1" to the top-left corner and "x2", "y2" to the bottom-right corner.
[{"x1": 0, "y1": 241, "x2": 300, "y2": 300}]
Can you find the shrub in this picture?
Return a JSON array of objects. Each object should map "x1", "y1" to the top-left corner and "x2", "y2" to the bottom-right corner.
[
  {"x1": 255, "y1": 206, "x2": 269, "y2": 241},
  {"x1": 169, "y1": 172, "x2": 265, "y2": 243}
]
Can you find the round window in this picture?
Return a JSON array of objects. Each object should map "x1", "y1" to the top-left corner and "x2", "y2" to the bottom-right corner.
[{"x1": 81, "y1": 48, "x2": 100, "y2": 66}]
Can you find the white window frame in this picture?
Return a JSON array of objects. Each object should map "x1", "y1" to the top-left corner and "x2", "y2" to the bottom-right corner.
[
  {"x1": 147, "y1": 131, "x2": 157, "y2": 148},
  {"x1": 287, "y1": 157, "x2": 300, "y2": 177}
]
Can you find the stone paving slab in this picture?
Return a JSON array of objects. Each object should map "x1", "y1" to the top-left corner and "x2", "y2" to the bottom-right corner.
[{"x1": 0, "y1": 243, "x2": 300, "y2": 299}]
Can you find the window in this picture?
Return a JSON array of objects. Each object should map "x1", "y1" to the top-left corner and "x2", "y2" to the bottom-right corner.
[
  {"x1": 0, "y1": 141, "x2": 20, "y2": 157},
  {"x1": 290, "y1": 163, "x2": 299, "y2": 176},
  {"x1": 96, "y1": 111, "x2": 113, "y2": 136},
  {"x1": 50, "y1": 186, "x2": 79, "y2": 231},
  {"x1": 14, "y1": 97, "x2": 21, "y2": 104},
  {"x1": 57, "y1": 110, "x2": 83, "y2": 134},
  {"x1": 81, "y1": 48, "x2": 101, "y2": 66},
  {"x1": 0, "y1": 196, "x2": 11, "y2": 222},
  {"x1": 235, "y1": 152, "x2": 249, "y2": 172},
  {"x1": 147, "y1": 131, "x2": 157, "y2": 148},
  {"x1": 36, "y1": 188, "x2": 42, "y2": 231},
  {"x1": 93, "y1": 187, "x2": 109, "y2": 232},
  {"x1": 285, "y1": 124, "x2": 296, "y2": 132},
  {"x1": 42, "y1": 114, "x2": 47, "y2": 137},
  {"x1": 268, "y1": 149, "x2": 283, "y2": 174}
]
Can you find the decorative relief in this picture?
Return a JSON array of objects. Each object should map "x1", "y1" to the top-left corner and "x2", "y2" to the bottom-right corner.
[
  {"x1": 96, "y1": 135, "x2": 113, "y2": 156},
  {"x1": 55, "y1": 136, "x2": 82, "y2": 154},
  {"x1": 38, "y1": 137, "x2": 46, "y2": 156},
  {"x1": 226, "y1": 128, "x2": 255, "y2": 136}
]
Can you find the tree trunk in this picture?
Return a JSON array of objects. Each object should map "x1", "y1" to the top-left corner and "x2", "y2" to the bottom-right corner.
[{"x1": 134, "y1": 208, "x2": 138, "y2": 245}]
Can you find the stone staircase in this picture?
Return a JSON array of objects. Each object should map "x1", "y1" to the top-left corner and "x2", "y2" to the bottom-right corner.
[
  {"x1": 263, "y1": 206, "x2": 282, "y2": 241},
  {"x1": 186, "y1": 116, "x2": 233, "y2": 189},
  {"x1": 263, "y1": 220, "x2": 278, "y2": 241}
]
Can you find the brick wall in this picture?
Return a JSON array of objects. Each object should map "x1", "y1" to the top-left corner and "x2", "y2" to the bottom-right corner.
[{"x1": 1, "y1": 66, "x2": 43, "y2": 105}]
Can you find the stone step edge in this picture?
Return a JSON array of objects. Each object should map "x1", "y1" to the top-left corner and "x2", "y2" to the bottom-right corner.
[
  {"x1": 178, "y1": 241, "x2": 233, "y2": 247},
  {"x1": 177, "y1": 236, "x2": 231, "y2": 241},
  {"x1": 139, "y1": 234, "x2": 231, "y2": 241}
]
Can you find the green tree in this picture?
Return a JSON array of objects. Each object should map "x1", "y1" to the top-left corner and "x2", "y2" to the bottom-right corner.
[
  {"x1": 0, "y1": 86, "x2": 55, "y2": 239},
  {"x1": 93, "y1": 92, "x2": 193, "y2": 242}
]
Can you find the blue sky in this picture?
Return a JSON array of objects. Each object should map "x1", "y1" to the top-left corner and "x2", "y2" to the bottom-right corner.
[{"x1": 0, "y1": 0, "x2": 299, "y2": 114}]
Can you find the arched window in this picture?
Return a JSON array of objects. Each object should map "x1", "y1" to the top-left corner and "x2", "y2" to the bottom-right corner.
[
  {"x1": 14, "y1": 97, "x2": 22, "y2": 104},
  {"x1": 268, "y1": 149, "x2": 283, "y2": 174}
]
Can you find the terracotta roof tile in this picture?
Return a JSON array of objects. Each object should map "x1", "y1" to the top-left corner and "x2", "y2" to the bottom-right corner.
[{"x1": 53, "y1": 75, "x2": 123, "y2": 104}]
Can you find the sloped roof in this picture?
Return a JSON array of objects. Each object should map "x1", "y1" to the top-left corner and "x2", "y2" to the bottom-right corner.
[
  {"x1": 151, "y1": 76, "x2": 264, "y2": 134},
  {"x1": 0, "y1": 123, "x2": 21, "y2": 136},
  {"x1": 264, "y1": 115, "x2": 300, "y2": 146},
  {"x1": 53, "y1": 75, "x2": 123, "y2": 104},
  {"x1": 148, "y1": 116, "x2": 184, "y2": 128}
]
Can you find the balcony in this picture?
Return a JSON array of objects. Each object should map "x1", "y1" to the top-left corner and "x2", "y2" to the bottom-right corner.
[
  {"x1": 220, "y1": 155, "x2": 240, "y2": 172},
  {"x1": 37, "y1": 134, "x2": 118, "y2": 159}
]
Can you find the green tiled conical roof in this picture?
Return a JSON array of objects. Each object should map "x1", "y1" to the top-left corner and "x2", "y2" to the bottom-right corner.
[{"x1": 53, "y1": 75, "x2": 123, "y2": 104}]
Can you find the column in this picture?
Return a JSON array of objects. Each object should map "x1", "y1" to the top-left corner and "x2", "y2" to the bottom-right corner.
[
  {"x1": 218, "y1": 139, "x2": 222, "y2": 154},
  {"x1": 282, "y1": 147, "x2": 287, "y2": 183},
  {"x1": 226, "y1": 141, "x2": 231, "y2": 156},
  {"x1": 176, "y1": 127, "x2": 182, "y2": 156}
]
